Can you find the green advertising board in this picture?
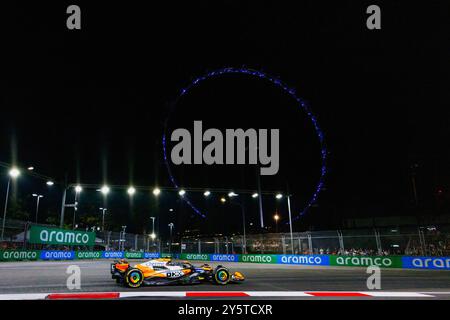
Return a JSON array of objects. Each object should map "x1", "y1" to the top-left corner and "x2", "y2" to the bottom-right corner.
[
  {"x1": 0, "y1": 250, "x2": 414, "y2": 269},
  {"x1": 329, "y1": 255, "x2": 402, "y2": 268},
  {"x1": 0, "y1": 250, "x2": 40, "y2": 261},
  {"x1": 75, "y1": 251, "x2": 102, "y2": 259},
  {"x1": 125, "y1": 252, "x2": 144, "y2": 259},
  {"x1": 29, "y1": 225, "x2": 95, "y2": 246},
  {"x1": 180, "y1": 253, "x2": 210, "y2": 261},
  {"x1": 239, "y1": 254, "x2": 277, "y2": 264},
  {"x1": 160, "y1": 253, "x2": 173, "y2": 258}
]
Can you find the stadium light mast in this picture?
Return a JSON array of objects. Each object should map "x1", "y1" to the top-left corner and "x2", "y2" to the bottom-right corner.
[
  {"x1": 32, "y1": 194, "x2": 44, "y2": 223},
  {"x1": 72, "y1": 186, "x2": 82, "y2": 229},
  {"x1": 99, "y1": 208, "x2": 107, "y2": 231},
  {"x1": 273, "y1": 213, "x2": 280, "y2": 232},
  {"x1": 60, "y1": 180, "x2": 79, "y2": 228},
  {"x1": 120, "y1": 225, "x2": 127, "y2": 251},
  {"x1": 223, "y1": 193, "x2": 247, "y2": 254},
  {"x1": 276, "y1": 192, "x2": 294, "y2": 254},
  {"x1": 286, "y1": 194, "x2": 294, "y2": 254},
  {"x1": 150, "y1": 216, "x2": 156, "y2": 241},
  {"x1": 1, "y1": 168, "x2": 21, "y2": 240},
  {"x1": 256, "y1": 167, "x2": 265, "y2": 229},
  {"x1": 168, "y1": 222, "x2": 174, "y2": 253}
]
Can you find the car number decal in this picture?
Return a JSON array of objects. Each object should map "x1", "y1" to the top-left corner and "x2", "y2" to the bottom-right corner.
[{"x1": 166, "y1": 271, "x2": 184, "y2": 278}]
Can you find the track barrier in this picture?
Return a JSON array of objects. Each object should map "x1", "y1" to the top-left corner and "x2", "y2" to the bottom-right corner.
[{"x1": 1, "y1": 250, "x2": 449, "y2": 270}]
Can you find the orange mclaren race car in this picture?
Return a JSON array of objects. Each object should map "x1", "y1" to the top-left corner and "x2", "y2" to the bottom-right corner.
[{"x1": 111, "y1": 257, "x2": 245, "y2": 288}]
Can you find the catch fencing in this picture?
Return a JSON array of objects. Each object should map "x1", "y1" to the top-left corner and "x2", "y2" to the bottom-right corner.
[
  {"x1": 1, "y1": 218, "x2": 449, "y2": 257},
  {"x1": 172, "y1": 226, "x2": 450, "y2": 257}
]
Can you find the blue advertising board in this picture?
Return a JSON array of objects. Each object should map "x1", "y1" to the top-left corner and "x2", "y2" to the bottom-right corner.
[
  {"x1": 277, "y1": 254, "x2": 330, "y2": 266},
  {"x1": 40, "y1": 250, "x2": 75, "y2": 260},
  {"x1": 144, "y1": 252, "x2": 160, "y2": 259},
  {"x1": 102, "y1": 251, "x2": 124, "y2": 259},
  {"x1": 402, "y1": 256, "x2": 450, "y2": 270}
]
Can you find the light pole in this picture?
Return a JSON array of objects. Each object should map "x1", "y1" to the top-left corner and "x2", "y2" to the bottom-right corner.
[
  {"x1": 99, "y1": 208, "x2": 107, "y2": 231},
  {"x1": 32, "y1": 194, "x2": 44, "y2": 223},
  {"x1": 286, "y1": 194, "x2": 294, "y2": 254},
  {"x1": 273, "y1": 213, "x2": 280, "y2": 233},
  {"x1": 72, "y1": 185, "x2": 82, "y2": 229},
  {"x1": 276, "y1": 193, "x2": 294, "y2": 254},
  {"x1": 59, "y1": 187, "x2": 67, "y2": 228},
  {"x1": 60, "y1": 185, "x2": 81, "y2": 228},
  {"x1": 257, "y1": 171, "x2": 265, "y2": 229},
  {"x1": 168, "y1": 223, "x2": 174, "y2": 253},
  {"x1": 225, "y1": 193, "x2": 247, "y2": 254},
  {"x1": 150, "y1": 216, "x2": 156, "y2": 243},
  {"x1": 99, "y1": 186, "x2": 109, "y2": 234},
  {"x1": 59, "y1": 185, "x2": 82, "y2": 228},
  {"x1": 1, "y1": 168, "x2": 20, "y2": 241},
  {"x1": 120, "y1": 225, "x2": 127, "y2": 251}
]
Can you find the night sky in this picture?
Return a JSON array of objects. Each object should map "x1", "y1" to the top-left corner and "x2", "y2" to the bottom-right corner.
[{"x1": 0, "y1": 1, "x2": 448, "y2": 237}]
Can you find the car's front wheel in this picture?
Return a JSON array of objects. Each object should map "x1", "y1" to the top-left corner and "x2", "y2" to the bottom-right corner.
[
  {"x1": 212, "y1": 267, "x2": 230, "y2": 285},
  {"x1": 124, "y1": 268, "x2": 144, "y2": 288}
]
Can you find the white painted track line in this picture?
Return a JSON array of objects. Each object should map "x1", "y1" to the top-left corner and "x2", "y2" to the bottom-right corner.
[
  {"x1": 0, "y1": 293, "x2": 49, "y2": 300},
  {"x1": 360, "y1": 292, "x2": 434, "y2": 297},
  {"x1": 243, "y1": 291, "x2": 312, "y2": 297},
  {"x1": 0, "y1": 291, "x2": 445, "y2": 300},
  {"x1": 119, "y1": 291, "x2": 186, "y2": 298}
]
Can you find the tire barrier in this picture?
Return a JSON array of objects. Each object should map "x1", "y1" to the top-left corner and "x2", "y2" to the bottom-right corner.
[{"x1": 0, "y1": 250, "x2": 449, "y2": 270}]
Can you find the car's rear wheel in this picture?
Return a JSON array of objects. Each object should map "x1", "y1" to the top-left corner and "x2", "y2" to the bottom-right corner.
[
  {"x1": 213, "y1": 267, "x2": 230, "y2": 285},
  {"x1": 124, "y1": 268, "x2": 144, "y2": 288}
]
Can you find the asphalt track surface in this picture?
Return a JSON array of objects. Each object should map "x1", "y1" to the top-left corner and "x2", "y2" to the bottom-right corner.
[{"x1": 0, "y1": 260, "x2": 449, "y2": 299}]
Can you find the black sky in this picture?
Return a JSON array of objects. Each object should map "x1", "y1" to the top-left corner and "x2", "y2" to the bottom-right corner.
[{"x1": 0, "y1": 1, "x2": 448, "y2": 235}]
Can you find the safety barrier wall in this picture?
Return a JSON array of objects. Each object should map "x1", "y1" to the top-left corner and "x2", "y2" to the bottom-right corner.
[{"x1": 1, "y1": 250, "x2": 449, "y2": 270}]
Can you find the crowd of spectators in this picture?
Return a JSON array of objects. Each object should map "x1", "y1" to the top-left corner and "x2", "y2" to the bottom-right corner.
[
  {"x1": 405, "y1": 241, "x2": 450, "y2": 256},
  {"x1": 247, "y1": 239, "x2": 450, "y2": 256}
]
